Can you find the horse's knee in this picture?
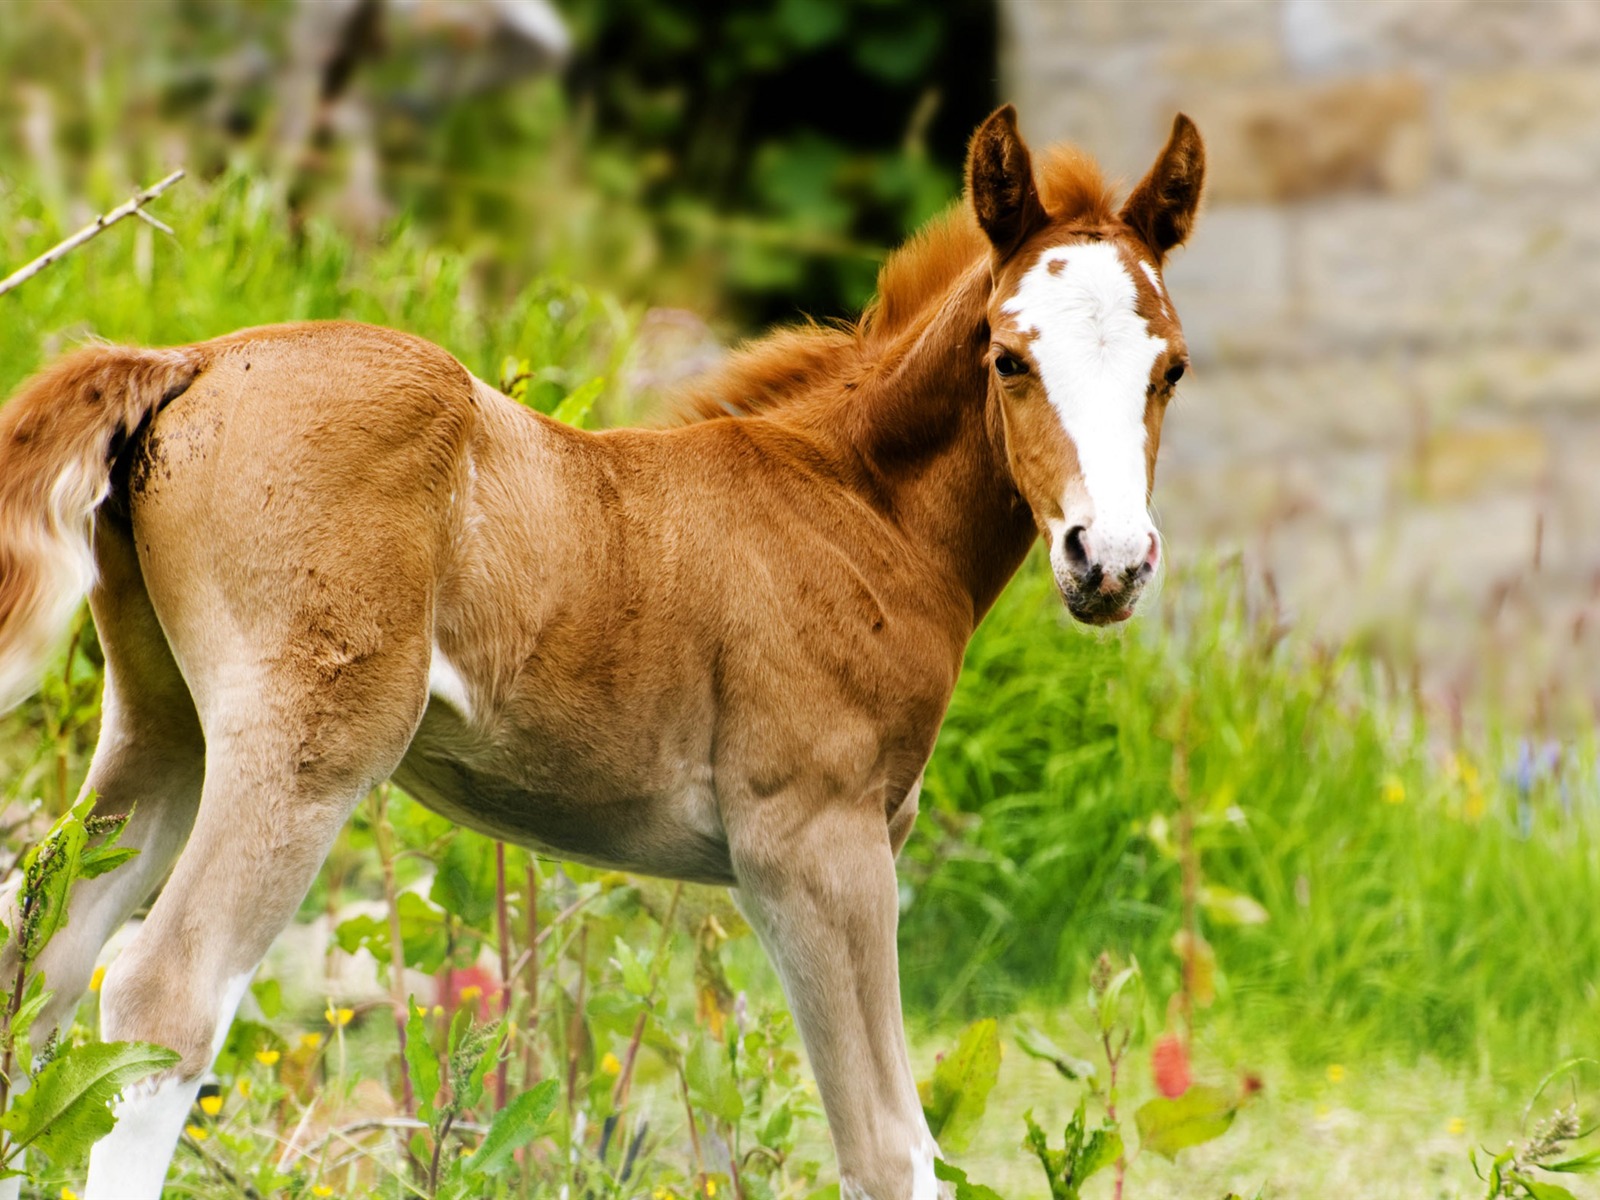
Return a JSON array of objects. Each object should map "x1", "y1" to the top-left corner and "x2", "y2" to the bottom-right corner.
[{"x1": 99, "y1": 939, "x2": 240, "y2": 1077}]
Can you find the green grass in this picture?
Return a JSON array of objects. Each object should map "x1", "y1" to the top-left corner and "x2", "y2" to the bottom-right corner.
[
  {"x1": 6, "y1": 163, "x2": 1600, "y2": 1199},
  {"x1": 905, "y1": 560, "x2": 1600, "y2": 1072}
]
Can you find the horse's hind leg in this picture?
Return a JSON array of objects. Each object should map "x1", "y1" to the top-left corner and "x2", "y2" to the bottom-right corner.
[
  {"x1": 0, "y1": 523, "x2": 205, "y2": 1043},
  {"x1": 82, "y1": 622, "x2": 431, "y2": 1199}
]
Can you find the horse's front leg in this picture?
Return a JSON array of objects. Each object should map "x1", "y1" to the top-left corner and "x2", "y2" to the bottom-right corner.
[{"x1": 729, "y1": 797, "x2": 939, "y2": 1200}]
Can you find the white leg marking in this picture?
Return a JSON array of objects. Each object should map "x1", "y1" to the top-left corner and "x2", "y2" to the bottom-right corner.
[
  {"x1": 83, "y1": 971, "x2": 253, "y2": 1200},
  {"x1": 911, "y1": 1130, "x2": 940, "y2": 1200},
  {"x1": 1001, "y1": 241, "x2": 1165, "y2": 571}
]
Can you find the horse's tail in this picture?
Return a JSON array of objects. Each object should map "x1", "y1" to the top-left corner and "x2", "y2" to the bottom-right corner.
[{"x1": 0, "y1": 343, "x2": 206, "y2": 713}]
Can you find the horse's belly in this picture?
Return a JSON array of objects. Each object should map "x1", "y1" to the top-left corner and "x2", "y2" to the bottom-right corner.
[{"x1": 392, "y1": 703, "x2": 735, "y2": 886}]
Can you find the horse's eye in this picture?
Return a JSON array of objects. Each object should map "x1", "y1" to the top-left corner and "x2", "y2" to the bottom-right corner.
[
  {"x1": 1164, "y1": 360, "x2": 1187, "y2": 387},
  {"x1": 994, "y1": 353, "x2": 1027, "y2": 378}
]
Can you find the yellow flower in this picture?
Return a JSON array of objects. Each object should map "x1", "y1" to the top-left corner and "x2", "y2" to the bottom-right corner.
[
  {"x1": 1448, "y1": 1117, "x2": 1466, "y2": 1136},
  {"x1": 1380, "y1": 777, "x2": 1405, "y2": 805},
  {"x1": 654, "y1": 1189, "x2": 670, "y2": 1200},
  {"x1": 185, "y1": 1124, "x2": 208, "y2": 1141},
  {"x1": 459, "y1": 985, "x2": 483, "y2": 1005},
  {"x1": 326, "y1": 1006, "x2": 354, "y2": 1028},
  {"x1": 601, "y1": 1052, "x2": 622, "y2": 1076},
  {"x1": 1326, "y1": 1064, "x2": 1345, "y2": 1084},
  {"x1": 88, "y1": 966, "x2": 106, "y2": 993},
  {"x1": 705, "y1": 1181, "x2": 717, "y2": 1198},
  {"x1": 311, "y1": 1187, "x2": 334, "y2": 1198},
  {"x1": 199, "y1": 1094, "x2": 223, "y2": 1116},
  {"x1": 433, "y1": 1005, "x2": 445, "y2": 1018},
  {"x1": 300, "y1": 1033, "x2": 324, "y2": 1050},
  {"x1": 61, "y1": 1188, "x2": 79, "y2": 1200},
  {"x1": 255, "y1": 1049, "x2": 281, "y2": 1067},
  {"x1": 237, "y1": 1078, "x2": 253, "y2": 1098},
  {"x1": 415, "y1": 1003, "x2": 429, "y2": 1018}
]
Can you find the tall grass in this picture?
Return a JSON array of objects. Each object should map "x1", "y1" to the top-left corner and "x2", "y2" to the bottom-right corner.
[
  {"x1": 6, "y1": 171, "x2": 1599, "y2": 1086},
  {"x1": 0, "y1": 169, "x2": 632, "y2": 409},
  {"x1": 903, "y1": 557, "x2": 1600, "y2": 1069}
]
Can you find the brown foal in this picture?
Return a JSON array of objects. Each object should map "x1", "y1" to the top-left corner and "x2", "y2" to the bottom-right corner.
[{"x1": 0, "y1": 106, "x2": 1203, "y2": 1200}]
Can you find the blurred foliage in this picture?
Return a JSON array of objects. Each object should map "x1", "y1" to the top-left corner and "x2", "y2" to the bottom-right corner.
[{"x1": 0, "y1": 0, "x2": 995, "y2": 328}]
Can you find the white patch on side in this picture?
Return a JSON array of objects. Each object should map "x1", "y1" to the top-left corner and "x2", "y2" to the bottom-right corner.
[
  {"x1": 428, "y1": 643, "x2": 473, "y2": 720},
  {"x1": 1001, "y1": 241, "x2": 1165, "y2": 571},
  {"x1": 84, "y1": 972, "x2": 254, "y2": 1200}
]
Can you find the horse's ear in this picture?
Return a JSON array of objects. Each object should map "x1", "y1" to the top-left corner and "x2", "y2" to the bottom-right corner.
[
  {"x1": 1120, "y1": 113, "x2": 1205, "y2": 261},
  {"x1": 967, "y1": 105, "x2": 1047, "y2": 258}
]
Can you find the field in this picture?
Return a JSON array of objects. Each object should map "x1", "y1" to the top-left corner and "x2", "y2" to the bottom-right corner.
[{"x1": 4, "y1": 106, "x2": 1600, "y2": 1200}]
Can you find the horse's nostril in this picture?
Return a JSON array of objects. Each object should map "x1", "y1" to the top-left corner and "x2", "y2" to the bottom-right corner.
[{"x1": 1064, "y1": 525, "x2": 1089, "y2": 568}]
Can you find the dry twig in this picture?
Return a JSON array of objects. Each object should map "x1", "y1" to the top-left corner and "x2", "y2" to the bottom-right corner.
[{"x1": 0, "y1": 169, "x2": 185, "y2": 298}]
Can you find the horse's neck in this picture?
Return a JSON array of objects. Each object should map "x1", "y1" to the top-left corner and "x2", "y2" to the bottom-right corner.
[{"x1": 810, "y1": 263, "x2": 1038, "y2": 627}]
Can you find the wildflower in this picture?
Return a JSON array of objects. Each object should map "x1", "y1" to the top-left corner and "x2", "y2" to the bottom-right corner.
[
  {"x1": 88, "y1": 966, "x2": 106, "y2": 993},
  {"x1": 459, "y1": 985, "x2": 483, "y2": 1005},
  {"x1": 255, "y1": 1049, "x2": 281, "y2": 1067},
  {"x1": 300, "y1": 1032, "x2": 324, "y2": 1050},
  {"x1": 1151, "y1": 1033, "x2": 1191, "y2": 1099},
  {"x1": 1448, "y1": 1117, "x2": 1466, "y2": 1136},
  {"x1": 415, "y1": 1003, "x2": 429, "y2": 1018},
  {"x1": 237, "y1": 1078, "x2": 253, "y2": 1098},
  {"x1": 433, "y1": 1005, "x2": 445, "y2": 1018},
  {"x1": 326, "y1": 1006, "x2": 354, "y2": 1028},
  {"x1": 185, "y1": 1124, "x2": 208, "y2": 1141},
  {"x1": 312, "y1": 1187, "x2": 334, "y2": 1198},
  {"x1": 199, "y1": 1094, "x2": 223, "y2": 1117},
  {"x1": 1380, "y1": 776, "x2": 1405, "y2": 805},
  {"x1": 61, "y1": 1188, "x2": 79, "y2": 1200},
  {"x1": 705, "y1": 1181, "x2": 717, "y2": 1198},
  {"x1": 601, "y1": 1052, "x2": 622, "y2": 1076},
  {"x1": 1326, "y1": 1064, "x2": 1345, "y2": 1084}
]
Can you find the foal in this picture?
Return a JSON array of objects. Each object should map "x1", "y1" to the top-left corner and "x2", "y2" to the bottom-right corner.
[{"x1": 0, "y1": 106, "x2": 1203, "y2": 1200}]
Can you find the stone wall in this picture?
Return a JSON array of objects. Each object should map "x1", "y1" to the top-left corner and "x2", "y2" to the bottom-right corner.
[{"x1": 1001, "y1": 0, "x2": 1600, "y2": 706}]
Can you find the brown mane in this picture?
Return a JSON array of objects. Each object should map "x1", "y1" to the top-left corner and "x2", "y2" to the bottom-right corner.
[{"x1": 672, "y1": 145, "x2": 1118, "y2": 423}]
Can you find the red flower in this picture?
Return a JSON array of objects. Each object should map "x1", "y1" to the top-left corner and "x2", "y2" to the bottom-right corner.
[{"x1": 1152, "y1": 1032, "x2": 1191, "y2": 1098}]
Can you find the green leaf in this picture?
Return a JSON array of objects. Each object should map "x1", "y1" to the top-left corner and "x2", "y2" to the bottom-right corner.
[
  {"x1": 551, "y1": 378, "x2": 604, "y2": 429},
  {"x1": 77, "y1": 847, "x2": 139, "y2": 880},
  {"x1": 0, "y1": 1040, "x2": 179, "y2": 1167},
  {"x1": 464, "y1": 1078, "x2": 558, "y2": 1174},
  {"x1": 1509, "y1": 1176, "x2": 1579, "y2": 1200},
  {"x1": 761, "y1": 1101, "x2": 793, "y2": 1146},
  {"x1": 1545, "y1": 1147, "x2": 1600, "y2": 1174},
  {"x1": 1077, "y1": 1123, "x2": 1124, "y2": 1184},
  {"x1": 612, "y1": 937, "x2": 652, "y2": 998},
  {"x1": 406, "y1": 1000, "x2": 442, "y2": 1126},
  {"x1": 933, "y1": 1157, "x2": 1008, "y2": 1200},
  {"x1": 1014, "y1": 1025, "x2": 1097, "y2": 1083},
  {"x1": 685, "y1": 1035, "x2": 744, "y2": 1123},
  {"x1": 430, "y1": 833, "x2": 498, "y2": 927},
  {"x1": 1199, "y1": 884, "x2": 1269, "y2": 926},
  {"x1": 1094, "y1": 964, "x2": 1143, "y2": 1038},
  {"x1": 251, "y1": 977, "x2": 282, "y2": 1020},
  {"x1": 918, "y1": 1019, "x2": 1000, "y2": 1155},
  {"x1": 1134, "y1": 1085, "x2": 1238, "y2": 1161}
]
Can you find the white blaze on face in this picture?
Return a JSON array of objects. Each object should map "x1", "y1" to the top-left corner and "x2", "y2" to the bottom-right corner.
[{"x1": 1001, "y1": 241, "x2": 1165, "y2": 575}]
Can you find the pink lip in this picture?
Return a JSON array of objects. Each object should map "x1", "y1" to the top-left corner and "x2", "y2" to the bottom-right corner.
[{"x1": 1109, "y1": 607, "x2": 1135, "y2": 623}]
